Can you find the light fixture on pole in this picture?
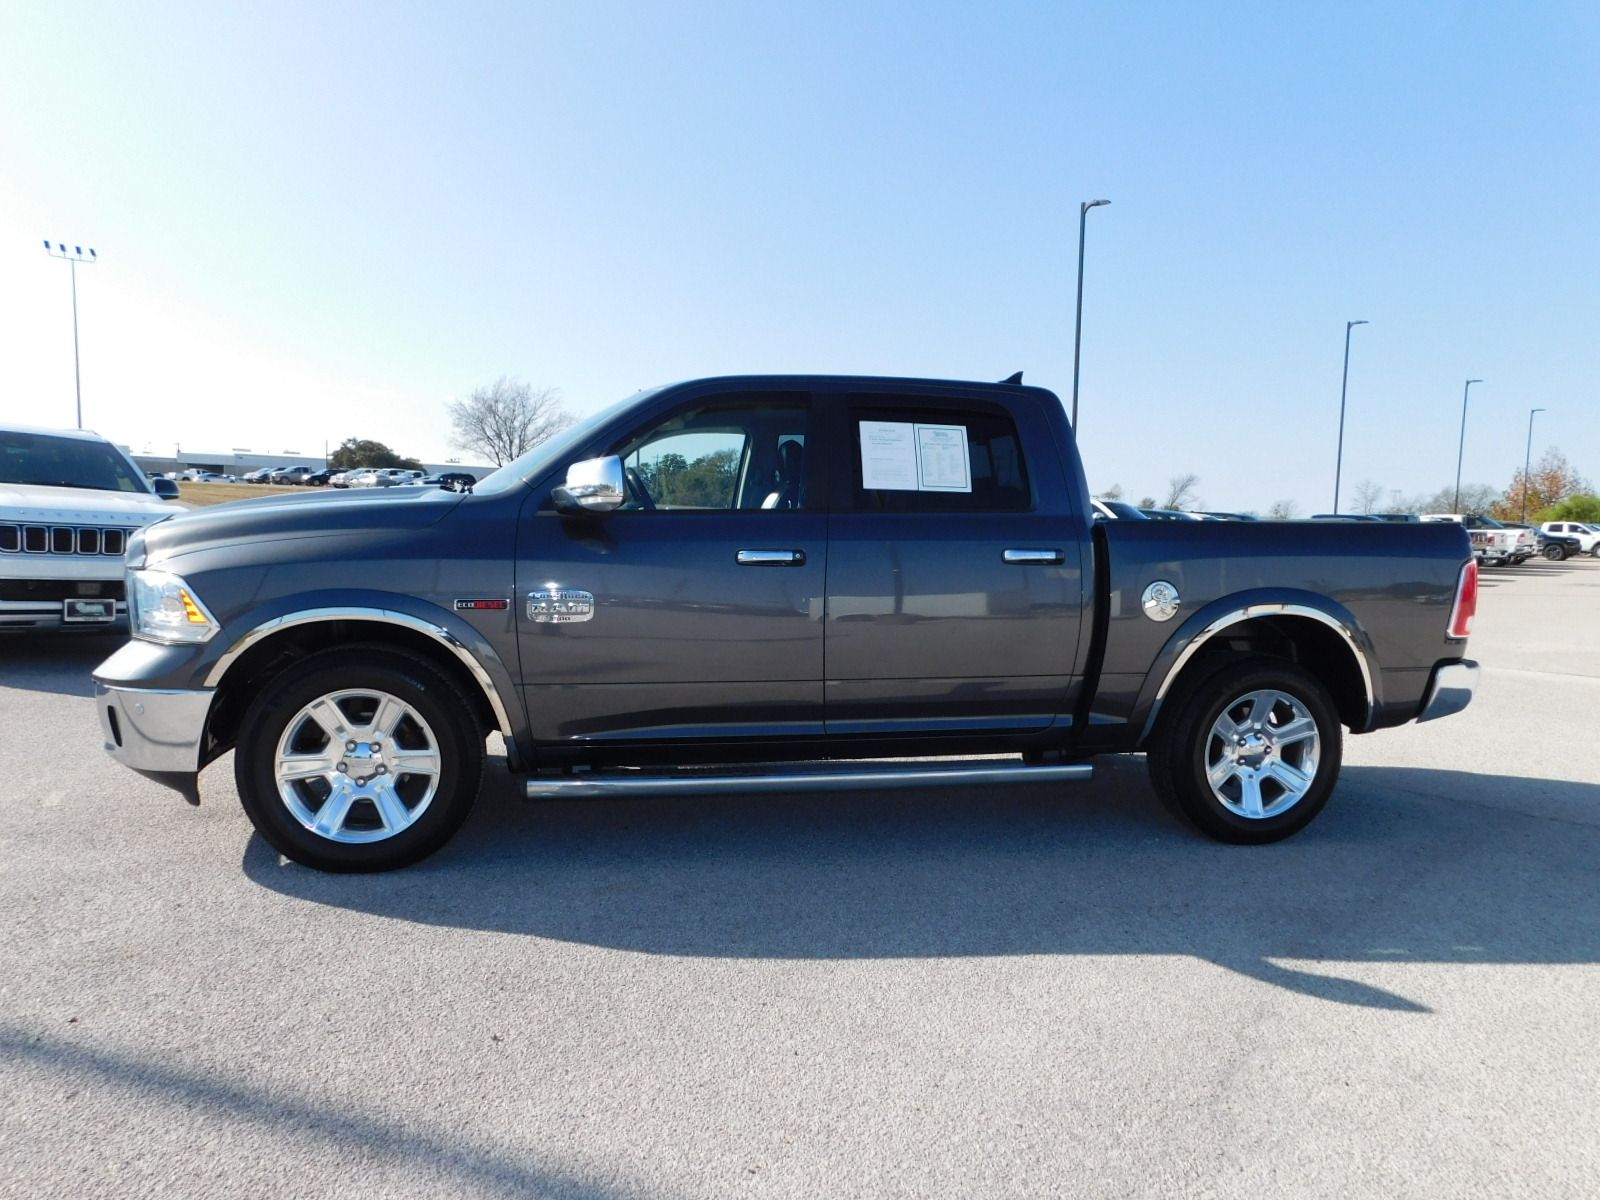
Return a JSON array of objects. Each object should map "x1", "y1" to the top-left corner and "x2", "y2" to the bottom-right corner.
[
  {"x1": 1332, "y1": 320, "x2": 1368, "y2": 514},
  {"x1": 1452, "y1": 378, "x2": 1483, "y2": 512},
  {"x1": 1522, "y1": 407, "x2": 1546, "y2": 522},
  {"x1": 42, "y1": 241, "x2": 98, "y2": 429},
  {"x1": 1071, "y1": 198, "x2": 1110, "y2": 431}
]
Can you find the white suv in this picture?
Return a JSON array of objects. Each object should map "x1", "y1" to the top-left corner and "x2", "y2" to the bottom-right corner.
[
  {"x1": 1, "y1": 424, "x2": 182, "y2": 630},
  {"x1": 1540, "y1": 521, "x2": 1600, "y2": 557}
]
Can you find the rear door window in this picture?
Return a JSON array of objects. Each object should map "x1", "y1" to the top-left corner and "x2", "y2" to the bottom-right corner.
[{"x1": 846, "y1": 398, "x2": 1031, "y2": 513}]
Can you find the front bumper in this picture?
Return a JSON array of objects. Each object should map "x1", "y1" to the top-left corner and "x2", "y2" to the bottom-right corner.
[
  {"x1": 1416, "y1": 659, "x2": 1478, "y2": 723},
  {"x1": 97, "y1": 684, "x2": 214, "y2": 786}
]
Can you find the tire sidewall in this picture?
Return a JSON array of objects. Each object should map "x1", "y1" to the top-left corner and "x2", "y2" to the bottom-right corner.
[
  {"x1": 1166, "y1": 660, "x2": 1343, "y2": 844},
  {"x1": 235, "y1": 651, "x2": 482, "y2": 872}
]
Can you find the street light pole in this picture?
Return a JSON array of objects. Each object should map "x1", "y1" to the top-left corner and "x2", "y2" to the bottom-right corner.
[
  {"x1": 42, "y1": 241, "x2": 98, "y2": 429},
  {"x1": 1453, "y1": 378, "x2": 1483, "y2": 512},
  {"x1": 1071, "y1": 198, "x2": 1110, "y2": 430},
  {"x1": 1522, "y1": 407, "x2": 1546, "y2": 522},
  {"x1": 1332, "y1": 320, "x2": 1368, "y2": 514}
]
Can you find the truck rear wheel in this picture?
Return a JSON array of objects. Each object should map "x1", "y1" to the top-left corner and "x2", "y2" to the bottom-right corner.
[
  {"x1": 1545, "y1": 544, "x2": 1567, "y2": 561},
  {"x1": 1147, "y1": 657, "x2": 1342, "y2": 844},
  {"x1": 233, "y1": 648, "x2": 485, "y2": 872}
]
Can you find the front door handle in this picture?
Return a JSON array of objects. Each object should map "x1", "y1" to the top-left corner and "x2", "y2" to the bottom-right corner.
[
  {"x1": 737, "y1": 549, "x2": 806, "y2": 566},
  {"x1": 1003, "y1": 548, "x2": 1064, "y2": 565}
]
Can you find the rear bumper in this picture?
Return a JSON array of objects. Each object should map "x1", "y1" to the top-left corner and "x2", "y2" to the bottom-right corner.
[{"x1": 1416, "y1": 659, "x2": 1478, "y2": 723}]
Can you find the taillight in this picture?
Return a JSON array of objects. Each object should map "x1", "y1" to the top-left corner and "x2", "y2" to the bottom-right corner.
[{"x1": 1447, "y1": 559, "x2": 1478, "y2": 639}]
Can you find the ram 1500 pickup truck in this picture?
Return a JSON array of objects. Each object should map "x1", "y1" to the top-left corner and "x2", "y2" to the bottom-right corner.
[{"x1": 93, "y1": 374, "x2": 1480, "y2": 871}]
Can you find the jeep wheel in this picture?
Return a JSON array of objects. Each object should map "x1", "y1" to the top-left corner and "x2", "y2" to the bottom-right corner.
[
  {"x1": 234, "y1": 648, "x2": 485, "y2": 872},
  {"x1": 1147, "y1": 657, "x2": 1342, "y2": 844},
  {"x1": 1545, "y1": 543, "x2": 1567, "y2": 561}
]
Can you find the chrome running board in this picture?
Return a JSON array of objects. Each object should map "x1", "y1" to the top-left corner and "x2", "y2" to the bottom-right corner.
[{"x1": 525, "y1": 759, "x2": 1093, "y2": 799}]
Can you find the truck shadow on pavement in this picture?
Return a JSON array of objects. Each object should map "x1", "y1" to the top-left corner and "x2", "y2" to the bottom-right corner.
[{"x1": 243, "y1": 756, "x2": 1600, "y2": 1013}]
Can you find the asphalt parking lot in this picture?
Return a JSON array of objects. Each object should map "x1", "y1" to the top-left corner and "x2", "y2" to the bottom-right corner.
[{"x1": 2, "y1": 557, "x2": 1598, "y2": 1198}]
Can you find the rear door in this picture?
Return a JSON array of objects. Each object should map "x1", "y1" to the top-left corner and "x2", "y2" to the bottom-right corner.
[{"x1": 822, "y1": 385, "x2": 1089, "y2": 734}]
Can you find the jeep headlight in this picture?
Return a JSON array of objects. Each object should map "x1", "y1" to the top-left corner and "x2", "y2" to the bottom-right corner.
[{"x1": 127, "y1": 569, "x2": 220, "y2": 644}]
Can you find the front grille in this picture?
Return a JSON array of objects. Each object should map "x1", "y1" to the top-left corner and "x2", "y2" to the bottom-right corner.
[
  {"x1": 0, "y1": 580, "x2": 126, "y2": 602},
  {"x1": 0, "y1": 524, "x2": 136, "y2": 557}
]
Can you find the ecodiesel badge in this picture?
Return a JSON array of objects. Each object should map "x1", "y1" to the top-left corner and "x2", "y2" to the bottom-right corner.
[{"x1": 527, "y1": 588, "x2": 595, "y2": 624}]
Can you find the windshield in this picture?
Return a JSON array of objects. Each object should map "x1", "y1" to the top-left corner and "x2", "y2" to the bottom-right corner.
[
  {"x1": 470, "y1": 387, "x2": 666, "y2": 497},
  {"x1": 0, "y1": 431, "x2": 150, "y2": 493}
]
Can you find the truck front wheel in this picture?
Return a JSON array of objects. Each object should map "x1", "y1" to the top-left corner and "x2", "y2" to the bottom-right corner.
[
  {"x1": 1147, "y1": 657, "x2": 1342, "y2": 844},
  {"x1": 233, "y1": 648, "x2": 485, "y2": 872}
]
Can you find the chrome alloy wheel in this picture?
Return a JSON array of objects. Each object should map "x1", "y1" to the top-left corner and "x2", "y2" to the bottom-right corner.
[
  {"x1": 1203, "y1": 689, "x2": 1321, "y2": 820},
  {"x1": 273, "y1": 689, "x2": 442, "y2": 843}
]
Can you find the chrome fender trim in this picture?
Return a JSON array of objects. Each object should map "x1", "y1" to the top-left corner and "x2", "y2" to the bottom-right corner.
[
  {"x1": 203, "y1": 607, "x2": 515, "y2": 736},
  {"x1": 1140, "y1": 602, "x2": 1376, "y2": 741}
]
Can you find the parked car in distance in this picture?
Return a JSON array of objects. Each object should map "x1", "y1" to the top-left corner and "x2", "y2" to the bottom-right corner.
[
  {"x1": 328, "y1": 471, "x2": 350, "y2": 488},
  {"x1": 92, "y1": 371, "x2": 1479, "y2": 872},
  {"x1": 1535, "y1": 528, "x2": 1583, "y2": 561},
  {"x1": 422, "y1": 472, "x2": 477, "y2": 492},
  {"x1": 242, "y1": 468, "x2": 275, "y2": 484},
  {"x1": 1540, "y1": 521, "x2": 1600, "y2": 556},
  {"x1": 1191, "y1": 511, "x2": 1258, "y2": 521},
  {"x1": 1368, "y1": 513, "x2": 1421, "y2": 523},
  {"x1": 1310, "y1": 514, "x2": 1383, "y2": 522},
  {"x1": 1091, "y1": 498, "x2": 1149, "y2": 520},
  {"x1": 303, "y1": 471, "x2": 332, "y2": 487},
  {"x1": 1421, "y1": 514, "x2": 1523, "y2": 565},
  {"x1": 1139, "y1": 508, "x2": 1199, "y2": 521},
  {"x1": 2, "y1": 423, "x2": 183, "y2": 631}
]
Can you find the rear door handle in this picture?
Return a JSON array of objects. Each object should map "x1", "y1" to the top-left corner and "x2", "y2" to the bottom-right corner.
[
  {"x1": 737, "y1": 549, "x2": 806, "y2": 566},
  {"x1": 1003, "y1": 548, "x2": 1064, "y2": 565}
]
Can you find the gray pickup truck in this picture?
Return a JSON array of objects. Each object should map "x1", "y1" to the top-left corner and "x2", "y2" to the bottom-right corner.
[{"x1": 93, "y1": 374, "x2": 1479, "y2": 871}]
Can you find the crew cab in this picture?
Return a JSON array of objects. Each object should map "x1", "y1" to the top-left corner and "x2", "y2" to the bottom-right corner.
[
  {"x1": 92, "y1": 375, "x2": 1479, "y2": 871},
  {"x1": 2, "y1": 424, "x2": 181, "y2": 630}
]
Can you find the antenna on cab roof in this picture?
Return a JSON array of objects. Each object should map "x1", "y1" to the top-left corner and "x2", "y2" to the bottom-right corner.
[{"x1": 999, "y1": 371, "x2": 1023, "y2": 385}]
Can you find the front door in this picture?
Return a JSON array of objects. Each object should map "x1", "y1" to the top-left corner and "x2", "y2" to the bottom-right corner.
[{"x1": 516, "y1": 387, "x2": 826, "y2": 745}]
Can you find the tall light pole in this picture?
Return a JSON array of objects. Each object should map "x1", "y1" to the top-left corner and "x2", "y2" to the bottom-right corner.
[
  {"x1": 1332, "y1": 320, "x2": 1368, "y2": 513},
  {"x1": 42, "y1": 241, "x2": 98, "y2": 429},
  {"x1": 1071, "y1": 198, "x2": 1110, "y2": 430},
  {"x1": 1453, "y1": 378, "x2": 1483, "y2": 512},
  {"x1": 1522, "y1": 407, "x2": 1546, "y2": 522}
]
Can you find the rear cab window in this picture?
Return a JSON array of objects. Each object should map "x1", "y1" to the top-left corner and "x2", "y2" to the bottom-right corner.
[{"x1": 843, "y1": 395, "x2": 1033, "y2": 514}]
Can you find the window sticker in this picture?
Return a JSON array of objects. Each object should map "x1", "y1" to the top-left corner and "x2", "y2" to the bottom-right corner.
[
  {"x1": 914, "y1": 423, "x2": 971, "y2": 492},
  {"x1": 859, "y1": 421, "x2": 919, "y2": 491},
  {"x1": 858, "y1": 421, "x2": 972, "y2": 493}
]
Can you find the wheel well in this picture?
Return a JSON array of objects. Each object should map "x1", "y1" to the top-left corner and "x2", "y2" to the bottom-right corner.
[
  {"x1": 203, "y1": 620, "x2": 500, "y2": 760},
  {"x1": 1166, "y1": 615, "x2": 1370, "y2": 732}
]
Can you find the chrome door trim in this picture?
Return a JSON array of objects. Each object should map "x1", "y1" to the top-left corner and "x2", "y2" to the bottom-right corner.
[
  {"x1": 735, "y1": 549, "x2": 805, "y2": 566},
  {"x1": 203, "y1": 607, "x2": 515, "y2": 735},
  {"x1": 1002, "y1": 548, "x2": 1064, "y2": 564}
]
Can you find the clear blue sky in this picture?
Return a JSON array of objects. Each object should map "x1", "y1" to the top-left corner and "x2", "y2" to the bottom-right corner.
[{"x1": 2, "y1": 1, "x2": 1595, "y2": 511}]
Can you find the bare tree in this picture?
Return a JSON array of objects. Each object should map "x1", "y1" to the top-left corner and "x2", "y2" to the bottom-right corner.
[
  {"x1": 1266, "y1": 498, "x2": 1299, "y2": 519},
  {"x1": 1095, "y1": 483, "x2": 1124, "y2": 501},
  {"x1": 1137, "y1": 496, "x2": 1157, "y2": 510},
  {"x1": 1351, "y1": 479, "x2": 1384, "y2": 514},
  {"x1": 1163, "y1": 473, "x2": 1200, "y2": 510},
  {"x1": 448, "y1": 377, "x2": 572, "y2": 466}
]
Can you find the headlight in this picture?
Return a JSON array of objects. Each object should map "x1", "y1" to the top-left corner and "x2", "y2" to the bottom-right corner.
[{"x1": 127, "y1": 569, "x2": 221, "y2": 644}]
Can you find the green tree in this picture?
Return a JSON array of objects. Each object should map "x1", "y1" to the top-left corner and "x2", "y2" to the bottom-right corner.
[
  {"x1": 1537, "y1": 493, "x2": 1600, "y2": 524},
  {"x1": 328, "y1": 438, "x2": 424, "y2": 471}
]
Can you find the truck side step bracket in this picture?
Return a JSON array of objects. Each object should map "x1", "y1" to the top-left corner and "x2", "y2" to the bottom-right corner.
[{"x1": 525, "y1": 759, "x2": 1093, "y2": 800}]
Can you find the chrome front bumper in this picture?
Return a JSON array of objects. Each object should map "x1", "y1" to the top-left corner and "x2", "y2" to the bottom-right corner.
[
  {"x1": 97, "y1": 684, "x2": 214, "y2": 773},
  {"x1": 1416, "y1": 659, "x2": 1478, "y2": 723}
]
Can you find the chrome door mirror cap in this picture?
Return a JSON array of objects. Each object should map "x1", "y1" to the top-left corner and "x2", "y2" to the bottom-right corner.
[{"x1": 552, "y1": 455, "x2": 625, "y2": 515}]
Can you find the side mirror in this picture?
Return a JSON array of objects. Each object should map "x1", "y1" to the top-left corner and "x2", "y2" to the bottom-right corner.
[
  {"x1": 552, "y1": 455, "x2": 625, "y2": 515},
  {"x1": 152, "y1": 477, "x2": 181, "y2": 501}
]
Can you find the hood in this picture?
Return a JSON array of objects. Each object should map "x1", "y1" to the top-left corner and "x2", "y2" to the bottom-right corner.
[
  {"x1": 0, "y1": 482, "x2": 177, "y2": 525},
  {"x1": 134, "y1": 484, "x2": 466, "y2": 565}
]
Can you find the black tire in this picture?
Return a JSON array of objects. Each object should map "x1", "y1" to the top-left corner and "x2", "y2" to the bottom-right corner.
[
  {"x1": 1545, "y1": 544, "x2": 1567, "y2": 561},
  {"x1": 234, "y1": 647, "x2": 485, "y2": 872},
  {"x1": 1146, "y1": 656, "x2": 1342, "y2": 845}
]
